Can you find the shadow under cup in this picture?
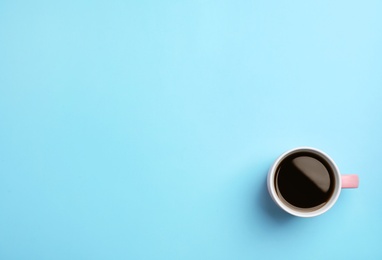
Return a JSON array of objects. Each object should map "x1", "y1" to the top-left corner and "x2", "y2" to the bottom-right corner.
[{"x1": 267, "y1": 147, "x2": 342, "y2": 218}]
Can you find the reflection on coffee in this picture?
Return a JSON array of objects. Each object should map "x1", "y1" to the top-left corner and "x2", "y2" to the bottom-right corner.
[{"x1": 275, "y1": 152, "x2": 335, "y2": 210}]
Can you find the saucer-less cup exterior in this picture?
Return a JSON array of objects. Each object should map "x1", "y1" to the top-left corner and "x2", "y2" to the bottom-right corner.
[{"x1": 267, "y1": 147, "x2": 359, "y2": 218}]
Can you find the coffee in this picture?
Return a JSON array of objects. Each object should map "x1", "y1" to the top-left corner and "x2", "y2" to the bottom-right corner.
[{"x1": 274, "y1": 152, "x2": 335, "y2": 210}]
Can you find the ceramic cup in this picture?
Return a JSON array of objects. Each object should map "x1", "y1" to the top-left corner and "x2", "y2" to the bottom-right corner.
[{"x1": 267, "y1": 147, "x2": 359, "y2": 217}]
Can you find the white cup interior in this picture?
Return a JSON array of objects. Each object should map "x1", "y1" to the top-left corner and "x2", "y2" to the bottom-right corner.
[{"x1": 267, "y1": 147, "x2": 342, "y2": 218}]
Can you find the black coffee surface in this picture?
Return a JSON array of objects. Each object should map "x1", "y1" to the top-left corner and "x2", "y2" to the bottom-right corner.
[{"x1": 275, "y1": 152, "x2": 335, "y2": 209}]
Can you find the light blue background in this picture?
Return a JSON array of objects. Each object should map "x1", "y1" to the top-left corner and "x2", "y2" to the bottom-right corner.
[{"x1": 1, "y1": 0, "x2": 381, "y2": 259}]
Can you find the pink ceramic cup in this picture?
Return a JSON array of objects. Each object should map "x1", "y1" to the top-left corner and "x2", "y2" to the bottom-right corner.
[{"x1": 267, "y1": 147, "x2": 359, "y2": 218}]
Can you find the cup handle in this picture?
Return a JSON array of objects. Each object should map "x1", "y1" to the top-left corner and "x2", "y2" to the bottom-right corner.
[{"x1": 341, "y1": 174, "x2": 359, "y2": 188}]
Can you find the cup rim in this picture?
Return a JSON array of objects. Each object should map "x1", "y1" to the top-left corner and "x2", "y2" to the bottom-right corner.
[{"x1": 267, "y1": 147, "x2": 342, "y2": 218}]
